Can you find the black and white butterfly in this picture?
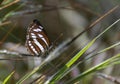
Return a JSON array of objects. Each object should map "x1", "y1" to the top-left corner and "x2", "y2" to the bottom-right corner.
[{"x1": 25, "y1": 19, "x2": 51, "y2": 56}]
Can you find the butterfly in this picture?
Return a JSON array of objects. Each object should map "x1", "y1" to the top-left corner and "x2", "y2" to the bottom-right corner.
[{"x1": 25, "y1": 19, "x2": 51, "y2": 56}]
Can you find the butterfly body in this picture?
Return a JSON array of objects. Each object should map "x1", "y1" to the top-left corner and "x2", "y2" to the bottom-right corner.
[{"x1": 25, "y1": 19, "x2": 51, "y2": 56}]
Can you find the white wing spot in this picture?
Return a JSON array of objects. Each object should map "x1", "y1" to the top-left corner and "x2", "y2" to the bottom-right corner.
[
  {"x1": 31, "y1": 33, "x2": 35, "y2": 36},
  {"x1": 33, "y1": 29, "x2": 42, "y2": 32},
  {"x1": 31, "y1": 35, "x2": 37, "y2": 38},
  {"x1": 33, "y1": 39, "x2": 44, "y2": 52},
  {"x1": 38, "y1": 34, "x2": 43, "y2": 38},
  {"x1": 31, "y1": 33, "x2": 37, "y2": 38},
  {"x1": 28, "y1": 41, "x2": 38, "y2": 55},
  {"x1": 38, "y1": 34, "x2": 49, "y2": 46},
  {"x1": 39, "y1": 26, "x2": 43, "y2": 29}
]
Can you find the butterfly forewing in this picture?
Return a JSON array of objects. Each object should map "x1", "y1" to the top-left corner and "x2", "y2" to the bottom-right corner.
[{"x1": 25, "y1": 19, "x2": 51, "y2": 56}]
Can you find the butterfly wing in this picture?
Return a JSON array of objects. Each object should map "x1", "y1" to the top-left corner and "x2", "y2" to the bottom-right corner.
[{"x1": 25, "y1": 19, "x2": 50, "y2": 56}]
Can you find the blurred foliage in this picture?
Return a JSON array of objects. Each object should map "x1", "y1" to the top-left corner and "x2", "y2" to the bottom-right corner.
[{"x1": 0, "y1": 0, "x2": 120, "y2": 84}]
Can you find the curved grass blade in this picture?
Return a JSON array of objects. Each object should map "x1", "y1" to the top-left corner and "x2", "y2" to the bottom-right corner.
[
  {"x1": 46, "y1": 18, "x2": 120, "y2": 84},
  {"x1": 17, "y1": 16, "x2": 120, "y2": 84},
  {"x1": 16, "y1": 62, "x2": 45, "y2": 84},
  {"x1": 45, "y1": 39, "x2": 96, "y2": 84},
  {"x1": 51, "y1": 41, "x2": 120, "y2": 83},
  {"x1": 3, "y1": 71, "x2": 15, "y2": 84},
  {"x1": 66, "y1": 53, "x2": 120, "y2": 84}
]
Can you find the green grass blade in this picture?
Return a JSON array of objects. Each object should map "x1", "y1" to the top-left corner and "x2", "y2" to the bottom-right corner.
[
  {"x1": 46, "y1": 39, "x2": 96, "y2": 84},
  {"x1": 17, "y1": 18, "x2": 120, "y2": 84},
  {"x1": 16, "y1": 66, "x2": 40, "y2": 84},
  {"x1": 97, "y1": 41, "x2": 120, "y2": 54},
  {"x1": 3, "y1": 71, "x2": 15, "y2": 84},
  {"x1": 66, "y1": 39, "x2": 96, "y2": 67},
  {"x1": 47, "y1": 18, "x2": 120, "y2": 84},
  {"x1": 60, "y1": 41, "x2": 120, "y2": 81},
  {"x1": 16, "y1": 63, "x2": 45, "y2": 84},
  {"x1": 66, "y1": 54, "x2": 120, "y2": 84},
  {"x1": 95, "y1": 18, "x2": 120, "y2": 39},
  {"x1": 85, "y1": 41, "x2": 120, "y2": 61}
]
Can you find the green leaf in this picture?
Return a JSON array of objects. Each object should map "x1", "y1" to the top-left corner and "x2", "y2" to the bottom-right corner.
[{"x1": 3, "y1": 71, "x2": 15, "y2": 84}]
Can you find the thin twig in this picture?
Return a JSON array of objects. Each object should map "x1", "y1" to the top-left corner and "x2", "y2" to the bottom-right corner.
[
  {"x1": 13, "y1": 6, "x2": 75, "y2": 15},
  {"x1": 0, "y1": 0, "x2": 20, "y2": 11},
  {"x1": 0, "y1": 5, "x2": 119, "y2": 59},
  {"x1": 0, "y1": 21, "x2": 14, "y2": 46},
  {"x1": 0, "y1": 21, "x2": 11, "y2": 26},
  {"x1": 64, "y1": 5, "x2": 119, "y2": 47},
  {"x1": 97, "y1": 73, "x2": 120, "y2": 84}
]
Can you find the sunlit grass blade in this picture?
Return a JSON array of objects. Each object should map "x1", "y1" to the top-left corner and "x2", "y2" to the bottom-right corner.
[
  {"x1": 2, "y1": 3, "x2": 24, "y2": 21},
  {"x1": 46, "y1": 39, "x2": 96, "y2": 84},
  {"x1": 16, "y1": 62, "x2": 45, "y2": 84},
  {"x1": 16, "y1": 41, "x2": 69, "y2": 84},
  {"x1": 3, "y1": 71, "x2": 15, "y2": 84},
  {"x1": 66, "y1": 53, "x2": 120, "y2": 84},
  {"x1": 0, "y1": 0, "x2": 20, "y2": 20},
  {"x1": 17, "y1": 18, "x2": 120, "y2": 84},
  {"x1": 85, "y1": 41, "x2": 120, "y2": 61},
  {"x1": 97, "y1": 41, "x2": 120, "y2": 54},
  {"x1": 46, "y1": 18, "x2": 120, "y2": 84},
  {"x1": 46, "y1": 39, "x2": 95, "y2": 84},
  {"x1": 51, "y1": 41, "x2": 120, "y2": 83}
]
